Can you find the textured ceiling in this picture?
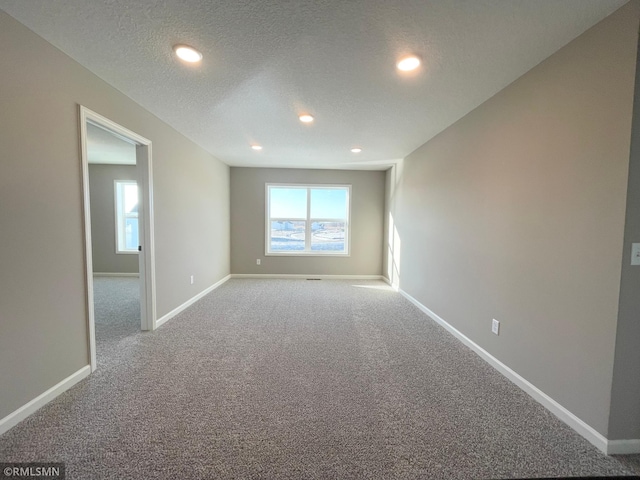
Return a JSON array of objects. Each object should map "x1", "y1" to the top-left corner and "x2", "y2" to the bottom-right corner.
[
  {"x1": 0, "y1": 0, "x2": 628, "y2": 170},
  {"x1": 87, "y1": 123, "x2": 137, "y2": 165}
]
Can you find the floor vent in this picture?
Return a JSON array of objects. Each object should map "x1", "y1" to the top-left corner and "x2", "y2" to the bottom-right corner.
[{"x1": 306, "y1": 278, "x2": 321, "y2": 281}]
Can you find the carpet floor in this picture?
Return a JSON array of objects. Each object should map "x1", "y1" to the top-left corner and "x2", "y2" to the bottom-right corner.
[
  {"x1": 93, "y1": 276, "x2": 141, "y2": 368},
  {"x1": 1, "y1": 278, "x2": 639, "y2": 479}
]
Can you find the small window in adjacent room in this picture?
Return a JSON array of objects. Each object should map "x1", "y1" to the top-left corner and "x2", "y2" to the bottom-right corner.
[
  {"x1": 266, "y1": 184, "x2": 351, "y2": 256},
  {"x1": 114, "y1": 180, "x2": 139, "y2": 254}
]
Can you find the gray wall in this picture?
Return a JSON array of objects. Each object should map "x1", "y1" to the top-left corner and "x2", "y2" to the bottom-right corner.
[
  {"x1": 385, "y1": 1, "x2": 639, "y2": 438},
  {"x1": 609, "y1": 30, "x2": 640, "y2": 441},
  {"x1": 231, "y1": 168, "x2": 385, "y2": 275},
  {"x1": 0, "y1": 11, "x2": 230, "y2": 421},
  {"x1": 89, "y1": 164, "x2": 139, "y2": 274}
]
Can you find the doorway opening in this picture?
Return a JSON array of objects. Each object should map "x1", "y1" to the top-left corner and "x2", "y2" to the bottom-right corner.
[{"x1": 79, "y1": 106, "x2": 156, "y2": 372}]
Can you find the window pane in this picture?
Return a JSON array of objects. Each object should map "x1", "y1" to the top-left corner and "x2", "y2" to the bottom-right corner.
[
  {"x1": 116, "y1": 181, "x2": 138, "y2": 252},
  {"x1": 311, "y1": 221, "x2": 345, "y2": 252},
  {"x1": 125, "y1": 218, "x2": 139, "y2": 250},
  {"x1": 270, "y1": 220, "x2": 305, "y2": 252},
  {"x1": 310, "y1": 189, "x2": 347, "y2": 219},
  {"x1": 123, "y1": 184, "x2": 138, "y2": 215},
  {"x1": 270, "y1": 188, "x2": 307, "y2": 219}
]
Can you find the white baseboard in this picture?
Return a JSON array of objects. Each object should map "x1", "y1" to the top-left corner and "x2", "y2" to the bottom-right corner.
[
  {"x1": 93, "y1": 272, "x2": 139, "y2": 277},
  {"x1": 0, "y1": 365, "x2": 91, "y2": 436},
  {"x1": 397, "y1": 288, "x2": 630, "y2": 455},
  {"x1": 230, "y1": 274, "x2": 384, "y2": 280},
  {"x1": 156, "y1": 274, "x2": 231, "y2": 329},
  {"x1": 607, "y1": 439, "x2": 640, "y2": 455}
]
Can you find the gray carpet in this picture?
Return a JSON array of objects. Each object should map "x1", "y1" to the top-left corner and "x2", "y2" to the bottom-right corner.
[
  {"x1": 0, "y1": 278, "x2": 638, "y2": 479},
  {"x1": 615, "y1": 455, "x2": 640, "y2": 476},
  {"x1": 93, "y1": 276, "x2": 141, "y2": 368}
]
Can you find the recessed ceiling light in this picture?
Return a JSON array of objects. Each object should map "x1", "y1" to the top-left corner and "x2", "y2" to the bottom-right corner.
[
  {"x1": 174, "y1": 44, "x2": 203, "y2": 63},
  {"x1": 397, "y1": 55, "x2": 421, "y2": 72},
  {"x1": 299, "y1": 114, "x2": 314, "y2": 123},
  {"x1": 251, "y1": 145, "x2": 263, "y2": 151},
  {"x1": 351, "y1": 147, "x2": 362, "y2": 153}
]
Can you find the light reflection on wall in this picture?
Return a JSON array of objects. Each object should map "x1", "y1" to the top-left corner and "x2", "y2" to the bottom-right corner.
[
  {"x1": 385, "y1": 161, "x2": 403, "y2": 290},
  {"x1": 388, "y1": 213, "x2": 401, "y2": 289}
]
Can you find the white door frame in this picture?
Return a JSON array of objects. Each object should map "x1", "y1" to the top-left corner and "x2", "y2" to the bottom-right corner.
[{"x1": 79, "y1": 105, "x2": 157, "y2": 372}]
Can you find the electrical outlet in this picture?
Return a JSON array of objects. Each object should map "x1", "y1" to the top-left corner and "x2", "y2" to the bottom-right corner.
[
  {"x1": 492, "y1": 319, "x2": 500, "y2": 335},
  {"x1": 256, "y1": 259, "x2": 261, "y2": 265},
  {"x1": 190, "y1": 275, "x2": 194, "y2": 285}
]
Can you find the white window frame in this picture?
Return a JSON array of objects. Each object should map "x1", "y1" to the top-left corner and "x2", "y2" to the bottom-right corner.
[
  {"x1": 265, "y1": 183, "x2": 351, "y2": 257},
  {"x1": 114, "y1": 180, "x2": 139, "y2": 254}
]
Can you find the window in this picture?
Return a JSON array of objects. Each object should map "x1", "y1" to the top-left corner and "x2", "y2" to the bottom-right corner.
[
  {"x1": 266, "y1": 184, "x2": 350, "y2": 255},
  {"x1": 115, "y1": 180, "x2": 139, "y2": 254}
]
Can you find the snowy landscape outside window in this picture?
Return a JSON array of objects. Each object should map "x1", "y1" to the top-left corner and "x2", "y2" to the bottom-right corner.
[{"x1": 266, "y1": 184, "x2": 350, "y2": 255}]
